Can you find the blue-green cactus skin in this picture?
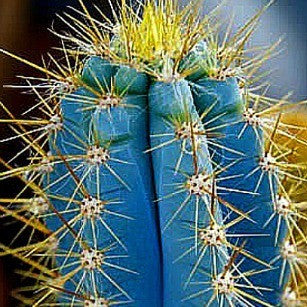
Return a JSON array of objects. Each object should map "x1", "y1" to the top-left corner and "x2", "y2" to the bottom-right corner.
[
  {"x1": 44, "y1": 57, "x2": 162, "y2": 306},
  {"x1": 45, "y1": 88, "x2": 95, "y2": 298},
  {"x1": 39, "y1": 51, "x2": 290, "y2": 305},
  {"x1": 82, "y1": 56, "x2": 118, "y2": 91},
  {"x1": 148, "y1": 80, "x2": 225, "y2": 306},
  {"x1": 89, "y1": 63, "x2": 162, "y2": 306},
  {"x1": 192, "y1": 77, "x2": 288, "y2": 305},
  {"x1": 191, "y1": 78, "x2": 243, "y2": 164}
]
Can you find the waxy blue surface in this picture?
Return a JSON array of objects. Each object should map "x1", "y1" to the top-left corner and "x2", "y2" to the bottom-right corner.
[
  {"x1": 44, "y1": 58, "x2": 162, "y2": 306},
  {"x1": 192, "y1": 77, "x2": 288, "y2": 305},
  {"x1": 149, "y1": 79, "x2": 224, "y2": 306}
]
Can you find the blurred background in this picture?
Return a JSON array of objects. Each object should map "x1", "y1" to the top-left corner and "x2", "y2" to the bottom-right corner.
[{"x1": 0, "y1": 0, "x2": 306, "y2": 305}]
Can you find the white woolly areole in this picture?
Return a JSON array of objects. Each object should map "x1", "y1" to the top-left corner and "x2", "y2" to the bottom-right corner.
[
  {"x1": 186, "y1": 173, "x2": 212, "y2": 196},
  {"x1": 29, "y1": 197, "x2": 49, "y2": 216},
  {"x1": 86, "y1": 146, "x2": 110, "y2": 165},
  {"x1": 213, "y1": 271, "x2": 235, "y2": 294},
  {"x1": 81, "y1": 249, "x2": 104, "y2": 270},
  {"x1": 243, "y1": 108, "x2": 261, "y2": 126},
  {"x1": 175, "y1": 121, "x2": 202, "y2": 140},
  {"x1": 259, "y1": 153, "x2": 277, "y2": 172},
  {"x1": 275, "y1": 196, "x2": 292, "y2": 217},
  {"x1": 84, "y1": 297, "x2": 109, "y2": 307},
  {"x1": 81, "y1": 197, "x2": 105, "y2": 219},
  {"x1": 175, "y1": 121, "x2": 202, "y2": 153},
  {"x1": 46, "y1": 114, "x2": 63, "y2": 132},
  {"x1": 98, "y1": 95, "x2": 121, "y2": 109},
  {"x1": 37, "y1": 153, "x2": 54, "y2": 174},
  {"x1": 54, "y1": 76, "x2": 75, "y2": 93},
  {"x1": 282, "y1": 287, "x2": 301, "y2": 307},
  {"x1": 281, "y1": 241, "x2": 297, "y2": 261},
  {"x1": 199, "y1": 224, "x2": 226, "y2": 246},
  {"x1": 46, "y1": 236, "x2": 59, "y2": 252}
]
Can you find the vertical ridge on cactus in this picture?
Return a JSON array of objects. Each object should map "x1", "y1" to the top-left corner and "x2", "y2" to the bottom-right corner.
[
  {"x1": 44, "y1": 57, "x2": 162, "y2": 305},
  {"x1": 0, "y1": 0, "x2": 306, "y2": 306},
  {"x1": 192, "y1": 76, "x2": 286, "y2": 304},
  {"x1": 148, "y1": 79, "x2": 227, "y2": 305}
]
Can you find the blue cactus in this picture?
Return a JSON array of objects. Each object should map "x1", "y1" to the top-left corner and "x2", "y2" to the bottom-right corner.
[
  {"x1": 0, "y1": 1, "x2": 305, "y2": 306},
  {"x1": 191, "y1": 76, "x2": 288, "y2": 305}
]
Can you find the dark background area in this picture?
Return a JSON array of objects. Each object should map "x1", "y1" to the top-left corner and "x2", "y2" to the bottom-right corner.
[
  {"x1": 0, "y1": 1, "x2": 113, "y2": 306},
  {"x1": 0, "y1": 0, "x2": 306, "y2": 306}
]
